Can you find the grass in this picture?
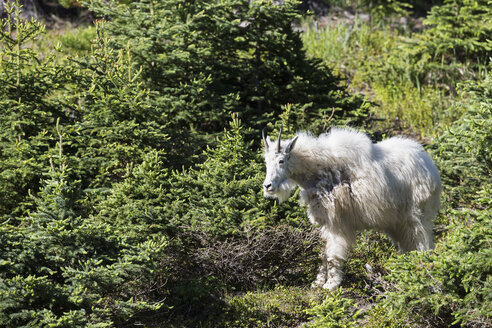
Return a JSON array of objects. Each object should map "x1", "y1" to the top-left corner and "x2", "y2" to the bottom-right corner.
[
  {"x1": 221, "y1": 286, "x2": 327, "y2": 327},
  {"x1": 302, "y1": 18, "x2": 465, "y2": 137},
  {"x1": 369, "y1": 82, "x2": 454, "y2": 137}
]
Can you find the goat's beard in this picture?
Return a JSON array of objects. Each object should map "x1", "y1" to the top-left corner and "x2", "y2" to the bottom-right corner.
[{"x1": 265, "y1": 179, "x2": 296, "y2": 203}]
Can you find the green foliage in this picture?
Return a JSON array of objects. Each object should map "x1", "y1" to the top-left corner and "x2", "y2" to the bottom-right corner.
[
  {"x1": 0, "y1": 0, "x2": 73, "y2": 217},
  {"x1": 84, "y1": 0, "x2": 367, "y2": 135},
  {"x1": 95, "y1": 150, "x2": 175, "y2": 239},
  {"x1": 0, "y1": 162, "x2": 167, "y2": 327},
  {"x1": 63, "y1": 24, "x2": 171, "y2": 188},
  {"x1": 379, "y1": 207, "x2": 491, "y2": 327},
  {"x1": 304, "y1": 290, "x2": 364, "y2": 327},
  {"x1": 59, "y1": 26, "x2": 97, "y2": 54},
  {"x1": 432, "y1": 70, "x2": 492, "y2": 206},
  {"x1": 219, "y1": 286, "x2": 325, "y2": 328},
  {"x1": 0, "y1": 8, "x2": 172, "y2": 217},
  {"x1": 0, "y1": 4, "x2": 171, "y2": 325},
  {"x1": 392, "y1": 0, "x2": 491, "y2": 87},
  {"x1": 419, "y1": 0, "x2": 491, "y2": 67}
]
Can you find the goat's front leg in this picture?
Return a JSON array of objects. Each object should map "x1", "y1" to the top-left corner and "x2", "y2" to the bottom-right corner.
[
  {"x1": 316, "y1": 227, "x2": 355, "y2": 291},
  {"x1": 312, "y1": 254, "x2": 328, "y2": 288}
]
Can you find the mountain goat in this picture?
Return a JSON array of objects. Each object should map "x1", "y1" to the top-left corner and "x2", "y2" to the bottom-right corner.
[{"x1": 262, "y1": 126, "x2": 441, "y2": 290}]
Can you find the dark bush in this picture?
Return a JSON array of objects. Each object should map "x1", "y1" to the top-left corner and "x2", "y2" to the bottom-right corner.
[
  {"x1": 182, "y1": 225, "x2": 321, "y2": 290},
  {"x1": 86, "y1": 0, "x2": 367, "y2": 136}
]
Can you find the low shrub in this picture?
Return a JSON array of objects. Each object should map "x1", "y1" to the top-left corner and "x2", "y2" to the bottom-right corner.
[
  {"x1": 59, "y1": 26, "x2": 96, "y2": 54},
  {"x1": 220, "y1": 286, "x2": 326, "y2": 328},
  {"x1": 0, "y1": 165, "x2": 168, "y2": 327},
  {"x1": 431, "y1": 69, "x2": 492, "y2": 207},
  {"x1": 304, "y1": 289, "x2": 364, "y2": 328},
  {"x1": 378, "y1": 207, "x2": 491, "y2": 327}
]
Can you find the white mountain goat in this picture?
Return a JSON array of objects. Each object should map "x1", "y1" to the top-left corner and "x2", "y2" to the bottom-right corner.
[{"x1": 262, "y1": 126, "x2": 441, "y2": 290}]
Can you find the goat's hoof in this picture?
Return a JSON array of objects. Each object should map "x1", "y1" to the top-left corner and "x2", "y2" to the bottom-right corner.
[
  {"x1": 311, "y1": 276, "x2": 327, "y2": 288},
  {"x1": 322, "y1": 279, "x2": 341, "y2": 291}
]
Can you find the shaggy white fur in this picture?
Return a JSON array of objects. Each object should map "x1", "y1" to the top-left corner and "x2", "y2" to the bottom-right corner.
[{"x1": 263, "y1": 127, "x2": 441, "y2": 290}]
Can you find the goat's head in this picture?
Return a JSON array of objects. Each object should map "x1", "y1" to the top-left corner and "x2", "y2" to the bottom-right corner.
[{"x1": 262, "y1": 125, "x2": 298, "y2": 203}]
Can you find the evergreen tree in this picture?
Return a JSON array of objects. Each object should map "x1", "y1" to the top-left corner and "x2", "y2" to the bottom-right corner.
[
  {"x1": 0, "y1": 152, "x2": 167, "y2": 327},
  {"x1": 85, "y1": 0, "x2": 366, "y2": 136},
  {"x1": 394, "y1": 0, "x2": 491, "y2": 85},
  {"x1": 62, "y1": 23, "x2": 172, "y2": 188},
  {"x1": 0, "y1": 0, "x2": 74, "y2": 217}
]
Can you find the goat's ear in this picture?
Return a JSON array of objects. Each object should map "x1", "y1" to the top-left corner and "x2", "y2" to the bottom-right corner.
[
  {"x1": 285, "y1": 136, "x2": 298, "y2": 153},
  {"x1": 262, "y1": 128, "x2": 270, "y2": 150},
  {"x1": 264, "y1": 136, "x2": 272, "y2": 149}
]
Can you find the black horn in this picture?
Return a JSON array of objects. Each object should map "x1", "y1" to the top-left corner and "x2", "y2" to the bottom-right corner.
[
  {"x1": 277, "y1": 124, "x2": 283, "y2": 153},
  {"x1": 262, "y1": 127, "x2": 269, "y2": 150}
]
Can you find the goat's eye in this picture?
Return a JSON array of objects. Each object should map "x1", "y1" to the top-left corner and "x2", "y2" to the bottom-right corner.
[{"x1": 279, "y1": 159, "x2": 284, "y2": 164}]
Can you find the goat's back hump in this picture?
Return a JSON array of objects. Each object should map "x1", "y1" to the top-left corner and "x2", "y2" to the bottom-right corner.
[{"x1": 319, "y1": 128, "x2": 373, "y2": 158}]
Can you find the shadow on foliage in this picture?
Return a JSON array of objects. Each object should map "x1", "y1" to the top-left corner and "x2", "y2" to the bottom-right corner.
[{"x1": 129, "y1": 225, "x2": 322, "y2": 327}]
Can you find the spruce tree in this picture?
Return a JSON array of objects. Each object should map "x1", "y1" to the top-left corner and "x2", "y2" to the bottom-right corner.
[
  {"x1": 0, "y1": 0, "x2": 74, "y2": 217},
  {"x1": 0, "y1": 144, "x2": 167, "y2": 327},
  {"x1": 85, "y1": 0, "x2": 366, "y2": 136}
]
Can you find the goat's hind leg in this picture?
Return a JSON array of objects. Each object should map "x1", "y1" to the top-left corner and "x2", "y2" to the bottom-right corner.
[
  {"x1": 396, "y1": 217, "x2": 434, "y2": 252},
  {"x1": 397, "y1": 199, "x2": 437, "y2": 252}
]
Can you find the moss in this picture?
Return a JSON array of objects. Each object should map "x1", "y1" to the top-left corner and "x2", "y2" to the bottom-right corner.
[{"x1": 218, "y1": 286, "x2": 327, "y2": 328}]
